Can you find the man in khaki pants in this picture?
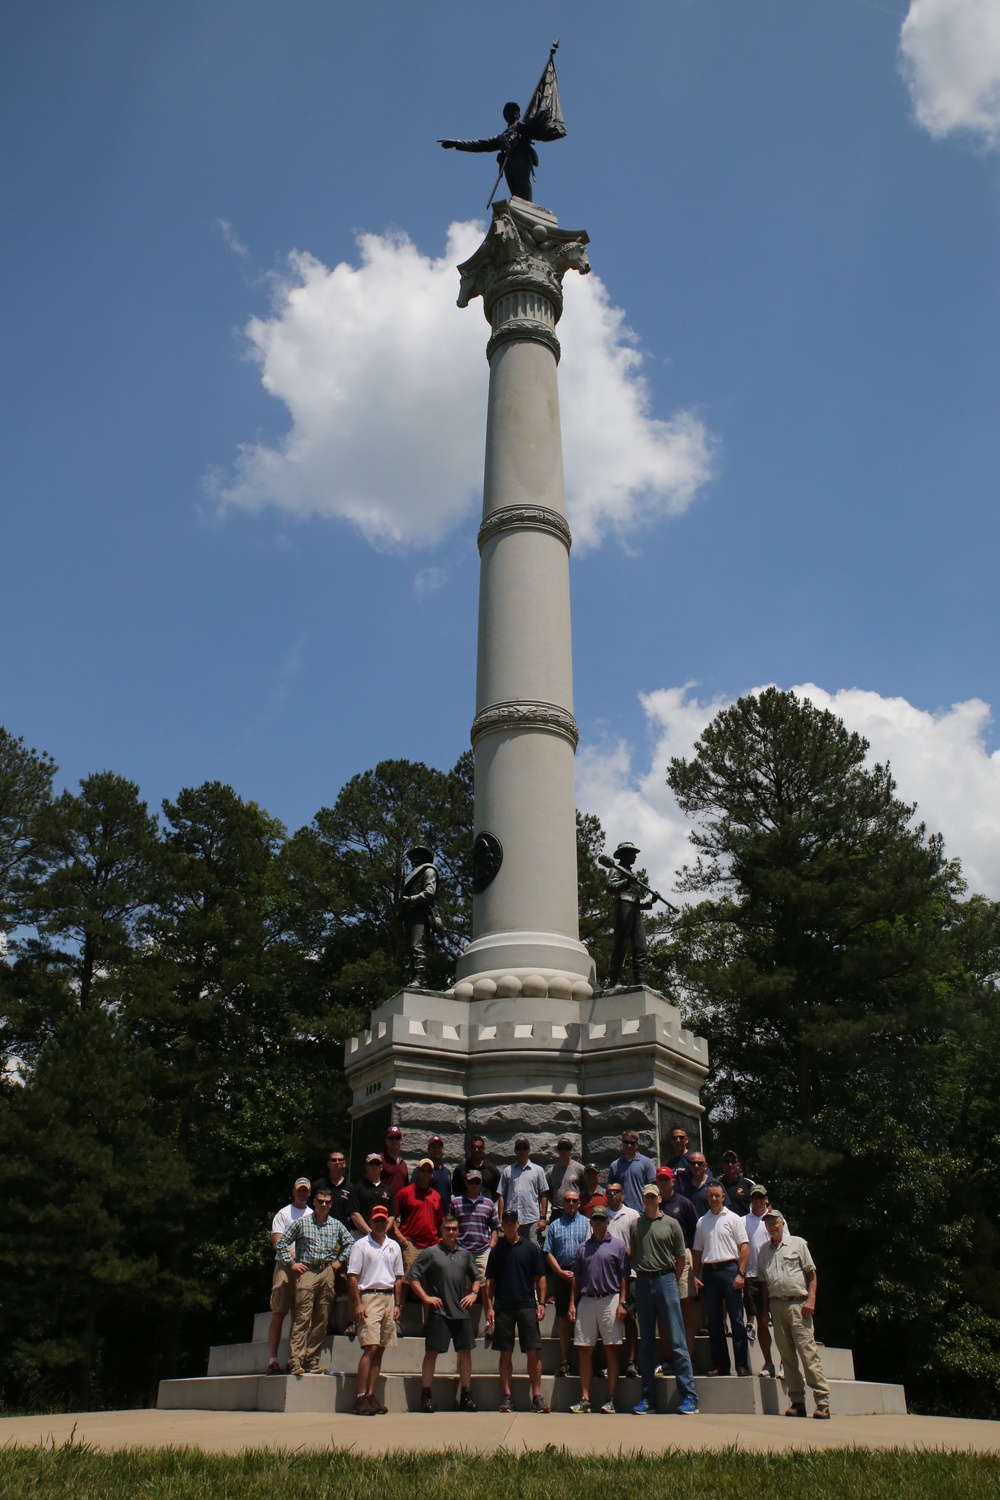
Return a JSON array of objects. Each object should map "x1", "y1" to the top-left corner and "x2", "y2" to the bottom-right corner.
[
  {"x1": 275, "y1": 1188, "x2": 354, "y2": 1375},
  {"x1": 757, "y1": 1210, "x2": 830, "y2": 1419}
]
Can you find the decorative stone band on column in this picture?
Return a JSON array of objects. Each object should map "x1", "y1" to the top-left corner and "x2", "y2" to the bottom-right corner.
[
  {"x1": 470, "y1": 699, "x2": 579, "y2": 750},
  {"x1": 486, "y1": 319, "x2": 561, "y2": 363},
  {"x1": 477, "y1": 505, "x2": 572, "y2": 554}
]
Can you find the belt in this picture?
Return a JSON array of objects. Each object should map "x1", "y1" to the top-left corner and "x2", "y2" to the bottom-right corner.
[
  {"x1": 303, "y1": 1261, "x2": 334, "y2": 1271},
  {"x1": 635, "y1": 1267, "x2": 673, "y2": 1276},
  {"x1": 361, "y1": 1287, "x2": 395, "y2": 1295},
  {"x1": 704, "y1": 1259, "x2": 738, "y2": 1267},
  {"x1": 580, "y1": 1292, "x2": 617, "y2": 1298}
]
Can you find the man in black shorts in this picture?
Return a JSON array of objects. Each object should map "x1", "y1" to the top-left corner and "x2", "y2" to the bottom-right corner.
[
  {"x1": 407, "y1": 1216, "x2": 481, "y2": 1413},
  {"x1": 485, "y1": 1207, "x2": 549, "y2": 1413}
]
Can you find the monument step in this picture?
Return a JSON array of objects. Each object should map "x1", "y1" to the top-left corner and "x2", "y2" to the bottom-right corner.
[
  {"x1": 211, "y1": 1335, "x2": 854, "y2": 1382},
  {"x1": 158, "y1": 1370, "x2": 904, "y2": 1417}
]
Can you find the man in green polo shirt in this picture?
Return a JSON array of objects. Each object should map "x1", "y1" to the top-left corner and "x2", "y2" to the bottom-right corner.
[{"x1": 628, "y1": 1184, "x2": 698, "y2": 1416}]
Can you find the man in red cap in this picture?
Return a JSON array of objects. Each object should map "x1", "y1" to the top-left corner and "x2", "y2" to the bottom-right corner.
[
  {"x1": 380, "y1": 1125, "x2": 409, "y2": 1197},
  {"x1": 347, "y1": 1204, "x2": 404, "y2": 1416},
  {"x1": 395, "y1": 1159, "x2": 445, "y2": 1291},
  {"x1": 411, "y1": 1134, "x2": 452, "y2": 1204}
]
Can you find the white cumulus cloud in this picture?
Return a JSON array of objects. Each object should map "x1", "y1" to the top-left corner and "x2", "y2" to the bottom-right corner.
[
  {"x1": 214, "y1": 222, "x2": 713, "y2": 550},
  {"x1": 578, "y1": 683, "x2": 1000, "y2": 902},
  {"x1": 900, "y1": 0, "x2": 1000, "y2": 146}
]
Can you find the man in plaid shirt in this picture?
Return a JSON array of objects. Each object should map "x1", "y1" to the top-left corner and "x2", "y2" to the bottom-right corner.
[{"x1": 276, "y1": 1187, "x2": 354, "y2": 1375}]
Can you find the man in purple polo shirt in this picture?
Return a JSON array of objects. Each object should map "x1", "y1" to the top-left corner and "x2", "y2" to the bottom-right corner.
[{"x1": 568, "y1": 1206, "x2": 630, "y2": 1414}]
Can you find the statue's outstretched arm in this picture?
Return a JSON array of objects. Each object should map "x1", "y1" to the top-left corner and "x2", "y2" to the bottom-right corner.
[{"x1": 438, "y1": 134, "x2": 504, "y2": 154}]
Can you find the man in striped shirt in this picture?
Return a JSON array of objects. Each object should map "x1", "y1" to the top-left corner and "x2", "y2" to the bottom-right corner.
[
  {"x1": 276, "y1": 1188, "x2": 354, "y2": 1375},
  {"x1": 450, "y1": 1169, "x2": 500, "y2": 1293}
]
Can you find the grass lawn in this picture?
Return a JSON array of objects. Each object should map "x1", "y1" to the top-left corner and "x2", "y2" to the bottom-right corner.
[{"x1": 0, "y1": 1446, "x2": 997, "y2": 1498}]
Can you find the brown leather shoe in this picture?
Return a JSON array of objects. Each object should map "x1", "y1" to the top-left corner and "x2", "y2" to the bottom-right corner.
[
  {"x1": 813, "y1": 1405, "x2": 831, "y2": 1420},
  {"x1": 785, "y1": 1403, "x2": 807, "y2": 1418},
  {"x1": 353, "y1": 1393, "x2": 375, "y2": 1416}
]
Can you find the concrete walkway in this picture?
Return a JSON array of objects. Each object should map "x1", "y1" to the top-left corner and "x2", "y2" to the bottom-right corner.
[{"x1": 2, "y1": 1407, "x2": 999, "y2": 1455}]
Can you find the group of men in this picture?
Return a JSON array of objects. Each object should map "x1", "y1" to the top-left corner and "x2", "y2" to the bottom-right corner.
[{"x1": 268, "y1": 1124, "x2": 830, "y2": 1419}]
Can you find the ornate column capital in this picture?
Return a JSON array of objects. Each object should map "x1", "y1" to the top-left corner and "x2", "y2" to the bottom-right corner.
[{"x1": 456, "y1": 200, "x2": 590, "y2": 329}]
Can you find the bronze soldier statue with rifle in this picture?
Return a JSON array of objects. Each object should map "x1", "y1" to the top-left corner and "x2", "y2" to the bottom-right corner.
[{"x1": 600, "y1": 842, "x2": 679, "y2": 991}]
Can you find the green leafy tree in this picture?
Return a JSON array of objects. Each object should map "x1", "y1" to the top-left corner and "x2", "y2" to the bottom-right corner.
[
  {"x1": 665, "y1": 687, "x2": 1000, "y2": 1414},
  {"x1": 22, "y1": 772, "x2": 160, "y2": 1010},
  {"x1": 0, "y1": 726, "x2": 56, "y2": 933}
]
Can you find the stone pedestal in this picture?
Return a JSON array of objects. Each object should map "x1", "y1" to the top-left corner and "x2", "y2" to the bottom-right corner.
[{"x1": 344, "y1": 985, "x2": 708, "y2": 1176}]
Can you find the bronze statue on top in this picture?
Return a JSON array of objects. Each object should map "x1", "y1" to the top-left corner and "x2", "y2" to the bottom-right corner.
[{"x1": 438, "y1": 42, "x2": 567, "y2": 206}]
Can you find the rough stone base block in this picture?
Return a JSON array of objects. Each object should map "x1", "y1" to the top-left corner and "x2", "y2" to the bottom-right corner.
[{"x1": 344, "y1": 986, "x2": 708, "y2": 1169}]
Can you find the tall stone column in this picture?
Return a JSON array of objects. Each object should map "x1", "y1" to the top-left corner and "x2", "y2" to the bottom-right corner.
[{"x1": 451, "y1": 199, "x2": 595, "y2": 1003}]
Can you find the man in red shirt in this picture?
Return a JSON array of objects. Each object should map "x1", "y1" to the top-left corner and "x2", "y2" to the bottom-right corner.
[
  {"x1": 380, "y1": 1125, "x2": 409, "y2": 1197},
  {"x1": 579, "y1": 1163, "x2": 608, "y2": 1219},
  {"x1": 394, "y1": 1158, "x2": 444, "y2": 1293}
]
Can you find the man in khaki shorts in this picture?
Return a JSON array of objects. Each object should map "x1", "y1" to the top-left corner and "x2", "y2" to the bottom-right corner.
[
  {"x1": 266, "y1": 1177, "x2": 312, "y2": 1374},
  {"x1": 347, "y1": 1204, "x2": 404, "y2": 1415}
]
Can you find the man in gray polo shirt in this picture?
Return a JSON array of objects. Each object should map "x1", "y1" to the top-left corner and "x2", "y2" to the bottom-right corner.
[
  {"x1": 757, "y1": 1210, "x2": 830, "y2": 1419},
  {"x1": 407, "y1": 1215, "x2": 481, "y2": 1413},
  {"x1": 629, "y1": 1184, "x2": 698, "y2": 1416}
]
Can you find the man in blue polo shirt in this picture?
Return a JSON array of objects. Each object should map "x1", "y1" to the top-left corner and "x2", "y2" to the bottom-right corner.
[
  {"x1": 607, "y1": 1129, "x2": 656, "y2": 1213},
  {"x1": 542, "y1": 1186, "x2": 590, "y2": 1377}
]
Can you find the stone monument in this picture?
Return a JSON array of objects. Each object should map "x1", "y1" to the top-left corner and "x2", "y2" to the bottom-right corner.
[{"x1": 344, "y1": 198, "x2": 709, "y2": 1175}]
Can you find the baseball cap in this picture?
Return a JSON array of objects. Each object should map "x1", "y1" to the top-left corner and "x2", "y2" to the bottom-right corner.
[
  {"x1": 501, "y1": 1207, "x2": 519, "y2": 1221},
  {"x1": 386, "y1": 1126, "x2": 402, "y2": 1138},
  {"x1": 763, "y1": 1208, "x2": 785, "y2": 1222},
  {"x1": 749, "y1": 1184, "x2": 768, "y2": 1197},
  {"x1": 557, "y1": 1138, "x2": 572, "y2": 1150},
  {"x1": 584, "y1": 1162, "x2": 600, "y2": 1173},
  {"x1": 590, "y1": 1205, "x2": 609, "y2": 1220},
  {"x1": 294, "y1": 1176, "x2": 311, "y2": 1190},
  {"x1": 722, "y1": 1150, "x2": 739, "y2": 1162},
  {"x1": 365, "y1": 1152, "x2": 382, "y2": 1165},
  {"x1": 417, "y1": 1157, "x2": 434, "y2": 1169},
  {"x1": 655, "y1": 1166, "x2": 674, "y2": 1180},
  {"x1": 427, "y1": 1135, "x2": 443, "y2": 1146},
  {"x1": 642, "y1": 1184, "x2": 661, "y2": 1199},
  {"x1": 466, "y1": 1169, "x2": 483, "y2": 1181},
  {"x1": 371, "y1": 1205, "x2": 389, "y2": 1220}
]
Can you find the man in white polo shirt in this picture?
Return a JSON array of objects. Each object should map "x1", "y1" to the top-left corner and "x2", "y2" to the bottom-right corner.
[
  {"x1": 347, "y1": 1204, "x2": 404, "y2": 1416},
  {"x1": 692, "y1": 1181, "x2": 750, "y2": 1376}
]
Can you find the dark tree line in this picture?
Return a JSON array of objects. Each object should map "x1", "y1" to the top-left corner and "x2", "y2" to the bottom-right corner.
[{"x1": 2, "y1": 691, "x2": 998, "y2": 1419}]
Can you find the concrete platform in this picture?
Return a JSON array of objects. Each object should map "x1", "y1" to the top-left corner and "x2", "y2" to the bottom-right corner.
[
  {"x1": 158, "y1": 1369, "x2": 904, "y2": 1416},
  {"x1": 2, "y1": 1406, "x2": 999, "y2": 1455},
  {"x1": 211, "y1": 1332, "x2": 856, "y2": 1380}
]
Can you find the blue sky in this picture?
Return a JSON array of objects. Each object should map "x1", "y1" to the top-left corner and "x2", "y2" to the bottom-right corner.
[{"x1": 3, "y1": 1, "x2": 1000, "y2": 896}]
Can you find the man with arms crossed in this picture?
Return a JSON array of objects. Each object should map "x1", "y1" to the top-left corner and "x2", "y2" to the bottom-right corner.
[
  {"x1": 758, "y1": 1210, "x2": 830, "y2": 1419},
  {"x1": 568, "y1": 1205, "x2": 629, "y2": 1414},
  {"x1": 485, "y1": 1208, "x2": 549, "y2": 1413},
  {"x1": 408, "y1": 1216, "x2": 481, "y2": 1413},
  {"x1": 347, "y1": 1204, "x2": 403, "y2": 1415},
  {"x1": 266, "y1": 1175, "x2": 312, "y2": 1374},
  {"x1": 275, "y1": 1188, "x2": 353, "y2": 1376},
  {"x1": 629, "y1": 1184, "x2": 698, "y2": 1416}
]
